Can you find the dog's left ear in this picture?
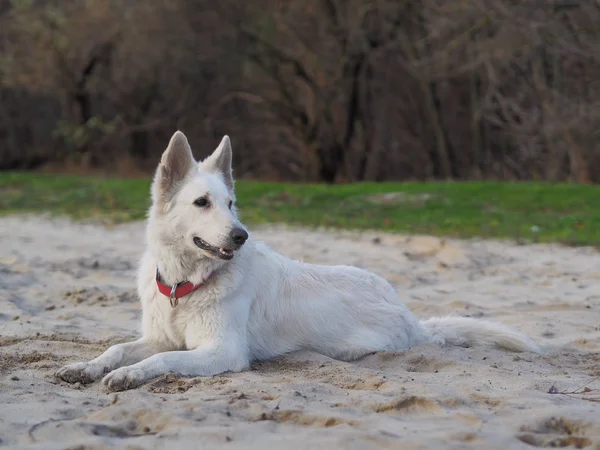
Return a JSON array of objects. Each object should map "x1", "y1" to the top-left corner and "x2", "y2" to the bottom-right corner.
[
  {"x1": 200, "y1": 135, "x2": 234, "y2": 192},
  {"x1": 152, "y1": 131, "x2": 196, "y2": 203}
]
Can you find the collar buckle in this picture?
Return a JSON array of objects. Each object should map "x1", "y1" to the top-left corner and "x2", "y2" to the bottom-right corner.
[
  {"x1": 156, "y1": 267, "x2": 204, "y2": 308},
  {"x1": 169, "y1": 284, "x2": 179, "y2": 308}
]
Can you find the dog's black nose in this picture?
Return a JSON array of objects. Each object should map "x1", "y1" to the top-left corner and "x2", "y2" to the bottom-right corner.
[{"x1": 230, "y1": 227, "x2": 248, "y2": 246}]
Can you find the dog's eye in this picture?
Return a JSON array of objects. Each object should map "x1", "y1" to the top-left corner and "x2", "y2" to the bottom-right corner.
[
  {"x1": 228, "y1": 200, "x2": 233, "y2": 210},
  {"x1": 194, "y1": 197, "x2": 209, "y2": 208}
]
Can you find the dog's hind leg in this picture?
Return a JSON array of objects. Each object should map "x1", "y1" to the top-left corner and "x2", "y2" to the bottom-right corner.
[{"x1": 55, "y1": 338, "x2": 164, "y2": 384}]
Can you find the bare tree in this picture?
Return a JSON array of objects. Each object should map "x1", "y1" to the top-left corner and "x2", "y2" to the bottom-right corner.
[{"x1": 1, "y1": 0, "x2": 599, "y2": 182}]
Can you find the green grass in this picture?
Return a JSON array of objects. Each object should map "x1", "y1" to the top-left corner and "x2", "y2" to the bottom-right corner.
[{"x1": 1, "y1": 172, "x2": 599, "y2": 245}]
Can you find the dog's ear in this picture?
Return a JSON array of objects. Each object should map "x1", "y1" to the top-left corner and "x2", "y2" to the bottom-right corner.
[
  {"x1": 152, "y1": 131, "x2": 196, "y2": 202},
  {"x1": 199, "y1": 135, "x2": 234, "y2": 192}
]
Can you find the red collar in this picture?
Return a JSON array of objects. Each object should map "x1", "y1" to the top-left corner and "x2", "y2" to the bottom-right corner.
[{"x1": 156, "y1": 269, "x2": 203, "y2": 308}]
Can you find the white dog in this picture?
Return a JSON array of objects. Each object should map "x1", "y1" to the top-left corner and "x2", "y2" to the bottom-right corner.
[{"x1": 56, "y1": 131, "x2": 540, "y2": 392}]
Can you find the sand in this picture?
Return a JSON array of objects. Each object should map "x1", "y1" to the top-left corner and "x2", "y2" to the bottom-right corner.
[{"x1": 1, "y1": 215, "x2": 599, "y2": 450}]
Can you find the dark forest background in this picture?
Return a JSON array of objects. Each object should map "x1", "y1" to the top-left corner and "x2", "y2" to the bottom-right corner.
[{"x1": 1, "y1": 0, "x2": 599, "y2": 183}]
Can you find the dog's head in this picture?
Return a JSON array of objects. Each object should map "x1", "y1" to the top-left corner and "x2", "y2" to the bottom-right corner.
[{"x1": 150, "y1": 131, "x2": 248, "y2": 261}]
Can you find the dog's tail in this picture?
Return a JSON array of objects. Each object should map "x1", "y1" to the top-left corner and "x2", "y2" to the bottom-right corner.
[{"x1": 420, "y1": 316, "x2": 541, "y2": 353}]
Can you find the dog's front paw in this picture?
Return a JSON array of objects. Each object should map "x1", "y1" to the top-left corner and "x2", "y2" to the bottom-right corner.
[
  {"x1": 55, "y1": 362, "x2": 104, "y2": 384},
  {"x1": 102, "y1": 367, "x2": 146, "y2": 392}
]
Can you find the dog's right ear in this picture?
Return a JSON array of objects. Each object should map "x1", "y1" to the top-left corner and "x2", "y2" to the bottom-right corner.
[
  {"x1": 152, "y1": 131, "x2": 196, "y2": 204},
  {"x1": 199, "y1": 135, "x2": 234, "y2": 193}
]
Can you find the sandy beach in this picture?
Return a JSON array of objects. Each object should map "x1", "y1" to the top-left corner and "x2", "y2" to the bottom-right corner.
[{"x1": 1, "y1": 215, "x2": 599, "y2": 450}]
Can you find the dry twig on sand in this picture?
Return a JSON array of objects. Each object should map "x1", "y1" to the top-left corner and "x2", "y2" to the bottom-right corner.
[{"x1": 548, "y1": 377, "x2": 600, "y2": 403}]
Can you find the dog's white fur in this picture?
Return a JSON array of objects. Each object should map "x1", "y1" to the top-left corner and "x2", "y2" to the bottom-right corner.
[{"x1": 56, "y1": 131, "x2": 541, "y2": 392}]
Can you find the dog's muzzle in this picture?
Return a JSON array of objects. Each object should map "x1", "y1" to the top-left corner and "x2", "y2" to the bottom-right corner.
[{"x1": 193, "y1": 227, "x2": 248, "y2": 261}]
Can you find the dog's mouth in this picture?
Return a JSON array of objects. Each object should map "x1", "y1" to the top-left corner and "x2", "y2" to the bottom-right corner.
[{"x1": 193, "y1": 237, "x2": 234, "y2": 261}]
